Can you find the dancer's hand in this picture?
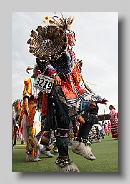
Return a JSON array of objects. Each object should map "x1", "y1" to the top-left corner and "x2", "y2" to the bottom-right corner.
[
  {"x1": 53, "y1": 75, "x2": 61, "y2": 85},
  {"x1": 77, "y1": 115, "x2": 85, "y2": 125},
  {"x1": 99, "y1": 99, "x2": 108, "y2": 105},
  {"x1": 90, "y1": 102, "x2": 98, "y2": 108}
]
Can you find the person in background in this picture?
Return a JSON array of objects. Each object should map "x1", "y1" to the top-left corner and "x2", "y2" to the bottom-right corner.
[
  {"x1": 13, "y1": 122, "x2": 18, "y2": 147},
  {"x1": 99, "y1": 122, "x2": 105, "y2": 139},
  {"x1": 109, "y1": 105, "x2": 118, "y2": 139},
  {"x1": 104, "y1": 122, "x2": 108, "y2": 136},
  {"x1": 107, "y1": 120, "x2": 111, "y2": 136}
]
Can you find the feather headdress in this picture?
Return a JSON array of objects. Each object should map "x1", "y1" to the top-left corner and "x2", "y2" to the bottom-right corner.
[{"x1": 27, "y1": 13, "x2": 75, "y2": 61}]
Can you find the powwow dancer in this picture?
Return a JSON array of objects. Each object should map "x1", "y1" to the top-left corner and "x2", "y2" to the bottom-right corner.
[
  {"x1": 27, "y1": 13, "x2": 108, "y2": 172},
  {"x1": 12, "y1": 99, "x2": 23, "y2": 147},
  {"x1": 22, "y1": 66, "x2": 55, "y2": 161},
  {"x1": 22, "y1": 89, "x2": 41, "y2": 161},
  {"x1": 109, "y1": 105, "x2": 118, "y2": 139}
]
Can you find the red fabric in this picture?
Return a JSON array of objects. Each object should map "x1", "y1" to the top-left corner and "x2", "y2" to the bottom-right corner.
[
  {"x1": 41, "y1": 93, "x2": 48, "y2": 117},
  {"x1": 109, "y1": 108, "x2": 118, "y2": 139},
  {"x1": 60, "y1": 62, "x2": 85, "y2": 100}
]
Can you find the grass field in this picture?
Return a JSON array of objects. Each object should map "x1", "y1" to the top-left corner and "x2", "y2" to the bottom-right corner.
[{"x1": 12, "y1": 135, "x2": 118, "y2": 173}]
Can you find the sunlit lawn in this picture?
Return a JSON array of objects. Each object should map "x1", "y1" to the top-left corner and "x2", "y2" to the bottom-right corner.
[{"x1": 12, "y1": 135, "x2": 118, "y2": 172}]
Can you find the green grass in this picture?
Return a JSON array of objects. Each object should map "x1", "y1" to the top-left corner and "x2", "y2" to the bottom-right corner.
[{"x1": 12, "y1": 135, "x2": 118, "y2": 172}]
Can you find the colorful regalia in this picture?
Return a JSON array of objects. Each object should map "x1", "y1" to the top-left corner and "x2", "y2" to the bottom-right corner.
[
  {"x1": 22, "y1": 75, "x2": 41, "y2": 161},
  {"x1": 12, "y1": 99, "x2": 23, "y2": 147},
  {"x1": 109, "y1": 105, "x2": 118, "y2": 139},
  {"x1": 26, "y1": 13, "x2": 108, "y2": 171}
]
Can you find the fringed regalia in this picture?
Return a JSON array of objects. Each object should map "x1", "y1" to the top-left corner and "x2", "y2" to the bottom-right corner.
[
  {"x1": 22, "y1": 77, "x2": 41, "y2": 161},
  {"x1": 26, "y1": 13, "x2": 108, "y2": 171}
]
